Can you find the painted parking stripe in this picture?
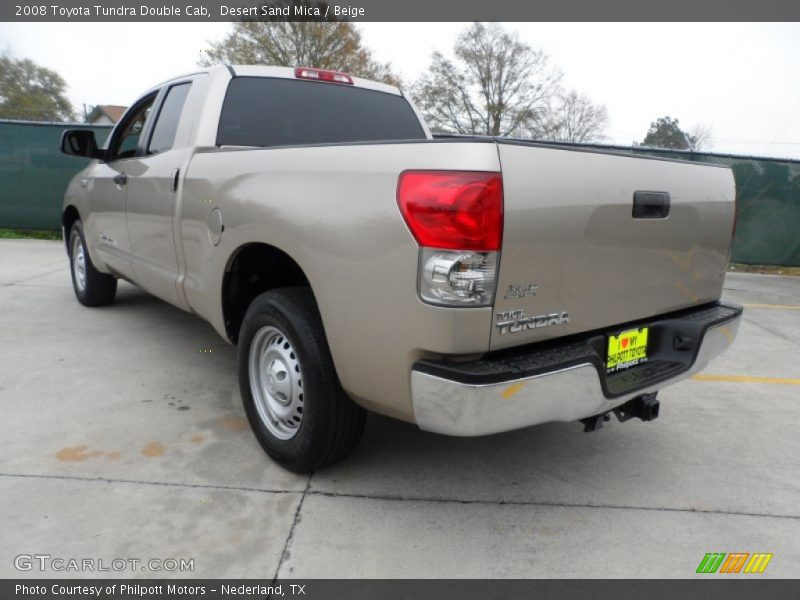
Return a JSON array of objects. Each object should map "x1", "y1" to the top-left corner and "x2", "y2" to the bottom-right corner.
[
  {"x1": 692, "y1": 374, "x2": 800, "y2": 385},
  {"x1": 501, "y1": 382, "x2": 528, "y2": 399},
  {"x1": 743, "y1": 303, "x2": 800, "y2": 310}
]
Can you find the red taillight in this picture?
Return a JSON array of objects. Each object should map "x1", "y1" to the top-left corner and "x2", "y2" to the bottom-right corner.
[
  {"x1": 294, "y1": 67, "x2": 354, "y2": 85},
  {"x1": 397, "y1": 171, "x2": 503, "y2": 251}
]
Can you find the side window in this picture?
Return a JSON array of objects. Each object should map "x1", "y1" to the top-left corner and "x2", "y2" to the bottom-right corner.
[
  {"x1": 147, "y1": 83, "x2": 191, "y2": 155},
  {"x1": 109, "y1": 95, "x2": 155, "y2": 161}
]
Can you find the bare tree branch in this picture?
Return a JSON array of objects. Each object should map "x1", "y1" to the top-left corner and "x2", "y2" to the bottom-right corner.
[
  {"x1": 528, "y1": 90, "x2": 608, "y2": 143},
  {"x1": 411, "y1": 23, "x2": 562, "y2": 137},
  {"x1": 690, "y1": 124, "x2": 714, "y2": 151},
  {"x1": 199, "y1": 21, "x2": 401, "y2": 87}
]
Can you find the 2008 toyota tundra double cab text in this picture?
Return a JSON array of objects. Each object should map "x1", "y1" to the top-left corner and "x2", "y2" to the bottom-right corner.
[{"x1": 60, "y1": 65, "x2": 742, "y2": 472}]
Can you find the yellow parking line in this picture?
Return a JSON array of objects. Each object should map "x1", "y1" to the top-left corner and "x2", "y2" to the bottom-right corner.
[
  {"x1": 501, "y1": 381, "x2": 528, "y2": 399},
  {"x1": 692, "y1": 374, "x2": 800, "y2": 385},
  {"x1": 744, "y1": 303, "x2": 800, "y2": 310}
]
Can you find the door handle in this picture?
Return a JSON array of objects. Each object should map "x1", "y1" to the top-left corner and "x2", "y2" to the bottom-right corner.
[
  {"x1": 633, "y1": 191, "x2": 670, "y2": 219},
  {"x1": 113, "y1": 173, "x2": 128, "y2": 186},
  {"x1": 171, "y1": 168, "x2": 180, "y2": 194}
]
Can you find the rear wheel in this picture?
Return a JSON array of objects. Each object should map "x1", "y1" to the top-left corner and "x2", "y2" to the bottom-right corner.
[
  {"x1": 68, "y1": 221, "x2": 117, "y2": 307},
  {"x1": 238, "y1": 287, "x2": 366, "y2": 473}
]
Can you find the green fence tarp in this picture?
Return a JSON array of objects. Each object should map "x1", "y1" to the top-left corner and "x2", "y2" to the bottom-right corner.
[
  {"x1": 712, "y1": 157, "x2": 799, "y2": 266},
  {"x1": 1, "y1": 120, "x2": 798, "y2": 265},
  {"x1": 620, "y1": 147, "x2": 800, "y2": 267},
  {"x1": 0, "y1": 120, "x2": 111, "y2": 230}
]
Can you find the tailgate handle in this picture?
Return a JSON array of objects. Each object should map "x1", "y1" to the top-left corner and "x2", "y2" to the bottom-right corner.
[{"x1": 633, "y1": 191, "x2": 670, "y2": 219}]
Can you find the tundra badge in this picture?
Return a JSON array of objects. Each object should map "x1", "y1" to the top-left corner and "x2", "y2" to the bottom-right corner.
[{"x1": 495, "y1": 309, "x2": 570, "y2": 335}]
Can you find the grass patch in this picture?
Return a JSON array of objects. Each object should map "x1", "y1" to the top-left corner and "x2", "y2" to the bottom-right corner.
[
  {"x1": 729, "y1": 263, "x2": 800, "y2": 277},
  {"x1": 0, "y1": 228, "x2": 62, "y2": 241}
]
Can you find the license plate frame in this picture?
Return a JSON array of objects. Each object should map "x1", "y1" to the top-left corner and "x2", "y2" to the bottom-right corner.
[{"x1": 606, "y1": 327, "x2": 649, "y2": 374}]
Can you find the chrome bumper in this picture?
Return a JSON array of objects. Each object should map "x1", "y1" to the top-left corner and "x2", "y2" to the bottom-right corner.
[{"x1": 411, "y1": 304, "x2": 742, "y2": 436}]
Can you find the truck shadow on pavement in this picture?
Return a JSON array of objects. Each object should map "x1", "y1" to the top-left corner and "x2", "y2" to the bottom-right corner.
[{"x1": 75, "y1": 282, "x2": 797, "y2": 521}]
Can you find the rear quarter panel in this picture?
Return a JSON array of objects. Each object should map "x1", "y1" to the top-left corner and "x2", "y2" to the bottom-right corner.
[{"x1": 180, "y1": 141, "x2": 500, "y2": 421}]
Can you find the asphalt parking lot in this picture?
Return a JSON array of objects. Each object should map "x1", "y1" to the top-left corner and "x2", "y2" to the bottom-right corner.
[{"x1": 1, "y1": 238, "x2": 799, "y2": 578}]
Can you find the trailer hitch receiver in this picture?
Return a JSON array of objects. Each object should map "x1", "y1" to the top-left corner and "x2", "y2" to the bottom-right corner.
[
  {"x1": 580, "y1": 392, "x2": 660, "y2": 432},
  {"x1": 613, "y1": 392, "x2": 660, "y2": 422}
]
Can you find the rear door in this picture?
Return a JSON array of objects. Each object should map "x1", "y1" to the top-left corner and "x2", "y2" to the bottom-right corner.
[
  {"x1": 124, "y1": 77, "x2": 201, "y2": 308},
  {"x1": 491, "y1": 142, "x2": 735, "y2": 350}
]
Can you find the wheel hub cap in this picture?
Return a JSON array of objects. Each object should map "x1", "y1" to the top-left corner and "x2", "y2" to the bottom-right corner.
[
  {"x1": 71, "y1": 234, "x2": 87, "y2": 292},
  {"x1": 248, "y1": 326, "x2": 304, "y2": 440}
]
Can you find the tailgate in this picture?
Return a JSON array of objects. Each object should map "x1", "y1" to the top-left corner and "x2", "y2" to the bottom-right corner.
[{"x1": 491, "y1": 142, "x2": 736, "y2": 350}]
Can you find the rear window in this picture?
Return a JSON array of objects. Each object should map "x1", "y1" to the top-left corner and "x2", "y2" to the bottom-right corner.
[
  {"x1": 148, "y1": 82, "x2": 191, "y2": 155},
  {"x1": 216, "y1": 77, "x2": 426, "y2": 147}
]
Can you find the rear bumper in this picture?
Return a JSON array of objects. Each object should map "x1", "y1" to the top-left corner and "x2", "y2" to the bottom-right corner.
[{"x1": 410, "y1": 302, "x2": 742, "y2": 436}]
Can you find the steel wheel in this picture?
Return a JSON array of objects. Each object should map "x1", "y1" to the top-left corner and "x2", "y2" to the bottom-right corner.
[
  {"x1": 71, "y1": 232, "x2": 87, "y2": 292},
  {"x1": 248, "y1": 325, "x2": 304, "y2": 440},
  {"x1": 66, "y1": 221, "x2": 117, "y2": 307},
  {"x1": 238, "y1": 288, "x2": 366, "y2": 472}
]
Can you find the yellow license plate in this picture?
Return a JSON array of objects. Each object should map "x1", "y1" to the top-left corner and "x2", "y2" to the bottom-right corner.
[{"x1": 606, "y1": 327, "x2": 649, "y2": 373}]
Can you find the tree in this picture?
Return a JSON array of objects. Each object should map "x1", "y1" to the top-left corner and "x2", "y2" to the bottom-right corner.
[
  {"x1": 689, "y1": 124, "x2": 713, "y2": 151},
  {"x1": 641, "y1": 116, "x2": 695, "y2": 150},
  {"x1": 199, "y1": 21, "x2": 400, "y2": 86},
  {"x1": 528, "y1": 90, "x2": 608, "y2": 143},
  {"x1": 411, "y1": 23, "x2": 561, "y2": 137},
  {"x1": 0, "y1": 55, "x2": 74, "y2": 121}
]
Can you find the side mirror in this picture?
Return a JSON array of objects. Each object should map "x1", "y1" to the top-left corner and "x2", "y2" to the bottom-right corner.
[{"x1": 61, "y1": 129, "x2": 104, "y2": 159}]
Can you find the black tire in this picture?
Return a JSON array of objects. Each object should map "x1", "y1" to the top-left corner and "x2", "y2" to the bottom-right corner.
[
  {"x1": 238, "y1": 287, "x2": 366, "y2": 473},
  {"x1": 68, "y1": 221, "x2": 117, "y2": 307}
]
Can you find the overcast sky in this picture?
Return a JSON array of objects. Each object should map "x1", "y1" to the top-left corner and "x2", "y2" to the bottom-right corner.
[{"x1": 1, "y1": 22, "x2": 799, "y2": 158}]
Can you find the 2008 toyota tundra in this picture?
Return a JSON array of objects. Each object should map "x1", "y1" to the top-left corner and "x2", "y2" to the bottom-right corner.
[{"x1": 60, "y1": 65, "x2": 742, "y2": 472}]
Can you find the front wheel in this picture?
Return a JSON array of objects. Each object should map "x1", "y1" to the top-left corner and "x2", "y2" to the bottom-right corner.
[
  {"x1": 68, "y1": 221, "x2": 117, "y2": 307},
  {"x1": 238, "y1": 287, "x2": 366, "y2": 473}
]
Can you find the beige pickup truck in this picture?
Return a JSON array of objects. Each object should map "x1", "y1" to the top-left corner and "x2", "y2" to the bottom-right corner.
[{"x1": 60, "y1": 65, "x2": 742, "y2": 472}]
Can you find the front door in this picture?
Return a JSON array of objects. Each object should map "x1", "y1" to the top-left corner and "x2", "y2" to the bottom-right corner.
[{"x1": 84, "y1": 94, "x2": 156, "y2": 279}]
